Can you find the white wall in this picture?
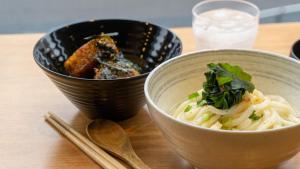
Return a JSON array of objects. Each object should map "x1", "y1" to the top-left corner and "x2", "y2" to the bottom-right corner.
[{"x1": 2, "y1": 0, "x2": 300, "y2": 33}]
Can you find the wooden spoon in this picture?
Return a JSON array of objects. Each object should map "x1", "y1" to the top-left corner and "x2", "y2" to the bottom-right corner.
[{"x1": 86, "y1": 119, "x2": 151, "y2": 169}]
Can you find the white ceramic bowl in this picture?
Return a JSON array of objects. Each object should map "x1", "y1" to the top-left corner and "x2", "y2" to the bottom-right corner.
[{"x1": 144, "y1": 50, "x2": 300, "y2": 169}]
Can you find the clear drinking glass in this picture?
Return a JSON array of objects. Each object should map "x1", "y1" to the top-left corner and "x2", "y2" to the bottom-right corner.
[{"x1": 192, "y1": 0, "x2": 260, "y2": 50}]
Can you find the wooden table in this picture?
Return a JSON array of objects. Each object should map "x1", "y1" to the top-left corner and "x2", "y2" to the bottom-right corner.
[{"x1": 1, "y1": 23, "x2": 300, "y2": 169}]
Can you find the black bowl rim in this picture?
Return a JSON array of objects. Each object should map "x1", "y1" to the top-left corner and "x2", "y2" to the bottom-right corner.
[
  {"x1": 33, "y1": 18, "x2": 183, "y2": 82},
  {"x1": 290, "y1": 39, "x2": 300, "y2": 60}
]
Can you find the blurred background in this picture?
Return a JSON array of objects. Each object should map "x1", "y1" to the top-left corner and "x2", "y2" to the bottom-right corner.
[{"x1": 2, "y1": 0, "x2": 300, "y2": 34}]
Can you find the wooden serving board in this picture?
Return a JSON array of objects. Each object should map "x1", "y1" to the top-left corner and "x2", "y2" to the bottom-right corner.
[{"x1": 1, "y1": 23, "x2": 300, "y2": 169}]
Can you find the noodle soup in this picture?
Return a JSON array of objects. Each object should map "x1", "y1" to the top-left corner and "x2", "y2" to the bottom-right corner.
[
  {"x1": 172, "y1": 63, "x2": 300, "y2": 131},
  {"x1": 144, "y1": 50, "x2": 300, "y2": 169}
]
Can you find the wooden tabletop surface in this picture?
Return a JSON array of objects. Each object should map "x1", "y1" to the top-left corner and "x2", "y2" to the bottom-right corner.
[{"x1": 1, "y1": 23, "x2": 300, "y2": 169}]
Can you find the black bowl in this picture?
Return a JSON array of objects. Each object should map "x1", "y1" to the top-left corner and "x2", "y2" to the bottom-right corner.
[
  {"x1": 33, "y1": 19, "x2": 182, "y2": 120},
  {"x1": 290, "y1": 39, "x2": 300, "y2": 60}
]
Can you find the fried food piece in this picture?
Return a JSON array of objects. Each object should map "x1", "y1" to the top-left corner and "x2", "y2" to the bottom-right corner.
[
  {"x1": 64, "y1": 36, "x2": 119, "y2": 77},
  {"x1": 94, "y1": 58, "x2": 140, "y2": 79}
]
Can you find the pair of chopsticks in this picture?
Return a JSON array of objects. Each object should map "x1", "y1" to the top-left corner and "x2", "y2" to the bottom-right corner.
[{"x1": 45, "y1": 112, "x2": 127, "y2": 169}]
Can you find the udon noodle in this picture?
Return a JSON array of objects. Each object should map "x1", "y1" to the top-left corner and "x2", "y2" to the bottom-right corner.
[{"x1": 173, "y1": 89, "x2": 300, "y2": 131}]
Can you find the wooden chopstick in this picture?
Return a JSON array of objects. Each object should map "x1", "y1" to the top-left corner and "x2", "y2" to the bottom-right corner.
[
  {"x1": 45, "y1": 112, "x2": 127, "y2": 169},
  {"x1": 47, "y1": 112, "x2": 125, "y2": 168}
]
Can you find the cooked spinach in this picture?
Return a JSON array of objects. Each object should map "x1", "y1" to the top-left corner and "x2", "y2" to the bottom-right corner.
[{"x1": 199, "y1": 63, "x2": 255, "y2": 109}]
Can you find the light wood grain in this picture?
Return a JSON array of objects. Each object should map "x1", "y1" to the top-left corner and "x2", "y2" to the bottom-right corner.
[
  {"x1": 0, "y1": 23, "x2": 300, "y2": 169},
  {"x1": 172, "y1": 23, "x2": 300, "y2": 56},
  {"x1": 46, "y1": 113, "x2": 128, "y2": 169},
  {"x1": 87, "y1": 119, "x2": 151, "y2": 169}
]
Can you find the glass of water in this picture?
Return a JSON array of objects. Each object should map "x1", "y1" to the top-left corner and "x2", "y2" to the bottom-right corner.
[{"x1": 192, "y1": 0, "x2": 259, "y2": 50}]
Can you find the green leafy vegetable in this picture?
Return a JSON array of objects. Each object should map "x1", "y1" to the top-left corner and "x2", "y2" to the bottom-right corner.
[
  {"x1": 197, "y1": 100, "x2": 207, "y2": 107},
  {"x1": 219, "y1": 116, "x2": 234, "y2": 129},
  {"x1": 188, "y1": 92, "x2": 200, "y2": 100},
  {"x1": 201, "y1": 113, "x2": 213, "y2": 122},
  {"x1": 184, "y1": 105, "x2": 192, "y2": 112},
  {"x1": 199, "y1": 63, "x2": 255, "y2": 109},
  {"x1": 249, "y1": 111, "x2": 262, "y2": 121}
]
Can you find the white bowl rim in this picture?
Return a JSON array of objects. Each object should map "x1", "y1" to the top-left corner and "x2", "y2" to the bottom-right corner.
[{"x1": 144, "y1": 49, "x2": 300, "y2": 134}]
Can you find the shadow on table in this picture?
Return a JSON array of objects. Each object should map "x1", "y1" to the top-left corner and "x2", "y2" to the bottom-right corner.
[{"x1": 46, "y1": 107, "x2": 194, "y2": 169}]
